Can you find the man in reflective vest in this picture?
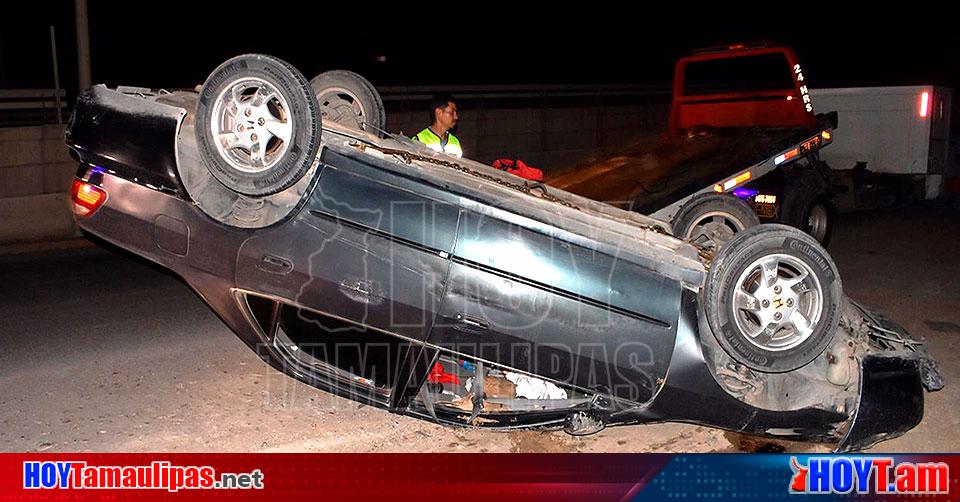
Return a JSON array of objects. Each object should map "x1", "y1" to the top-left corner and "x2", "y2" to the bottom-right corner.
[{"x1": 413, "y1": 94, "x2": 462, "y2": 158}]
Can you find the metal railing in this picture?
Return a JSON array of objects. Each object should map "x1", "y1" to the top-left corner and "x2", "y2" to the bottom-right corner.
[
  {"x1": 378, "y1": 84, "x2": 671, "y2": 111},
  {"x1": 0, "y1": 89, "x2": 68, "y2": 127},
  {"x1": 378, "y1": 83, "x2": 670, "y2": 100},
  {"x1": 0, "y1": 83, "x2": 674, "y2": 128}
]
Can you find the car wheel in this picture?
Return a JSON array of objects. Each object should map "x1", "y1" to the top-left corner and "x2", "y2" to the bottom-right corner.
[
  {"x1": 672, "y1": 193, "x2": 760, "y2": 252},
  {"x1": 195, "y1": 54, "x2": 321, "y2": 197},
  {"x1": 704, "y1": 224, "x2": 842, "y2": 373},
  {"x1": 309, "y1": 70, "x2": 385, "y2": 134}
]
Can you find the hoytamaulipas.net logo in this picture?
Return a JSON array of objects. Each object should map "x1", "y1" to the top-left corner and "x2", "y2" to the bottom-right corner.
[
  {"x1": 23, "y1": 460, "x2": 264, "y2": 492},
  {"x1": 789, "y1": 456, "x2": 948, "y2": 495}
]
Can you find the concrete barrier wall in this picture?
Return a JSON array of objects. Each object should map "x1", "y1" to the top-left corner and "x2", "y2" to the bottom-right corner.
[
  {"x1": 387, "y1": 103, "x2": 669, "y2": 172},
  {"x1": 0, "y1": 193, "x2": 76, "y2": 243},
  {"x1": 0, "y1": 101, "x2": 670, "y2": 245},
  {"x1": 0, "y1": 125, "x2": 80, "y2": 244}
]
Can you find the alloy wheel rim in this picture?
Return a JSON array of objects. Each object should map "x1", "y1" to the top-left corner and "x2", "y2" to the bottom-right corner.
[
  {"x1": 210, "y1": 77, "x2": 293, "y2": 174},
  {"x1": 317, "y1": 86, "x2": 367, "y2": 130},
  {"x1": 686, "y1": 211, "x2": 748, "y2": 250},
  {"x1": 731, "y1": 253, "x2": 824, "y2": 352}
]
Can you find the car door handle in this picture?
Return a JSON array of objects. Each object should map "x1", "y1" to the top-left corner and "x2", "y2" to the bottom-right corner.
[
  {"x1": 259, "y1": 254, "x2": 293, "y2": 275},
  {"x1": 338, "y1": 278, "x2": 384, "y2": 305},
  {"x1": 455, "y1": 313, "x2": 489, "y2": 331}
]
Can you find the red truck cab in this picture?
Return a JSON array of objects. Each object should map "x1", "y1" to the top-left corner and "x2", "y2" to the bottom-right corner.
[{"x1": 669, "y1": 43, "x2": 817, "y2": 134}]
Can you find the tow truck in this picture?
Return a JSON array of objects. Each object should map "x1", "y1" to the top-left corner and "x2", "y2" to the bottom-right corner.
[{"x1": 548, "y1": 43, "x2": 838, "y2": 247}]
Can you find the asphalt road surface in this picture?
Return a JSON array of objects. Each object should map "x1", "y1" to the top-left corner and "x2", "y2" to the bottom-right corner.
[{"x1": 2, "y1": 203, "x2": 958, "y2": 453}]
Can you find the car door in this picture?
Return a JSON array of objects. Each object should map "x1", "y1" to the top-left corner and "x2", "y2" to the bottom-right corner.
[
  {"x1": 235, "y1": 148, "x2": 459, "y2": 402},
  {"x1": 427, "y1": 209, "x2": 682, "y2": 404}
]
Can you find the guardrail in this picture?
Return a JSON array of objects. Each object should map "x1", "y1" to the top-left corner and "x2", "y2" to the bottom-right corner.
[
  {"x1": 378, "y1": 84, "x2": 671, "y2": 112},
  {"x1": 0, "y1": 89, "x2": 68, "y2": 127},
  {"x1": 378, "y1": 84, "x2": 671, "y2": 101}
]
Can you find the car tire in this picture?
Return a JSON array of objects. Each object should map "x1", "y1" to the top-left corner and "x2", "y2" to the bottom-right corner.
[
  {"x1": 672, "y1": 193, "x2": 760, "y2": 251},
  {"x1": 309, "y1": 70, "x2": 386, "y2": 134},
  {"x1": 704, "y1": 224, "x2": 842, "y2": 373},
  {"x1": 195, "y1": 54, "x2": 321, "y2": 197}
]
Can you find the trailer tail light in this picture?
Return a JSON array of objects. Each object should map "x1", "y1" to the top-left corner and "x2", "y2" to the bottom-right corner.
[
  {"x1": 775, "y1": 148, "x2": 800, "y2": 165},
  {"x1": 715, "y1": 171, "x2": 752, "y2": 192},
  {"x1": 920, "y1": 91, "x2": 930, "y2": 118},
  {"x1": 71, "y1": 179, "x2": 107, "y2": 217}
]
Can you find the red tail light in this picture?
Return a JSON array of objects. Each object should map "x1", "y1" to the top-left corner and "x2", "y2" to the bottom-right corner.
[
  {"x1": 71, "y1": 179, "x2": 107, "y2": 217},
  {"x1": 920, "y1": 91, "x2": 930, "y2": 118}
]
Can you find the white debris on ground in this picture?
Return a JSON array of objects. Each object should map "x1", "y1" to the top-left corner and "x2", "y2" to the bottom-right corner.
[{"x1": 504, "y1": 372, "x2": 568, "y2": 400}]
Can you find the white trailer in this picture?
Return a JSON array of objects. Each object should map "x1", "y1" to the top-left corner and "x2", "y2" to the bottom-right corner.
[{"x1": 810, "y1": 86, "x2": 953, "y2": 200}]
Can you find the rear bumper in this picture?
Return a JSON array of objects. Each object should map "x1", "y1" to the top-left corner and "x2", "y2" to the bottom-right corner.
[{"x1": 66, "y1": 85, "x2": 187, "y2": 195}]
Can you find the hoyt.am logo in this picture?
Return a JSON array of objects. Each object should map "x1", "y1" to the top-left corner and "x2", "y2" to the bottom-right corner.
[{"x1": 789, "y1": 456, "x2": 949, "y2": 495}]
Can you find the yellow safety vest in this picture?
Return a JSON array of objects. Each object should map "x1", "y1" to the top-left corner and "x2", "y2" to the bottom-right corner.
[{"x1": 413, "y1": 127, "x2": 463, "y2": 158}]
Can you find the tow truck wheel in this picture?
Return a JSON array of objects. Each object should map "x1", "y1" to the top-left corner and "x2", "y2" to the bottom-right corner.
[
  {"x1": 309, "y1": 70, "x2": 386, "y2": 134},
  {"x1": 195, "y1": 54, "x2": 322, "y2": 197},
  {"x1": 672, "y1": 193, "x2": 760, "y2": 251},
  {"x1": 704, "y1": 224, "x2": 842, "y2": 373},
  {"x1": 801, "y1": 198, "x2": 834, "y2": 246},
  {"x1": 782, "y1": 175, "x2": 834, "y2": 245}
]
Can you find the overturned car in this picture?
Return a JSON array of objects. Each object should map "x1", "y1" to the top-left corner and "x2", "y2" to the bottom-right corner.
[{"x1": 65, "y1": 54, "x2": 942, "y2": 451}]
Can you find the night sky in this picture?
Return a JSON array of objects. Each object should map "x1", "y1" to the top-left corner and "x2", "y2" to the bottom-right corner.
[{"x1": 2, "y1": 3, "x2": 959, "y2": 98}]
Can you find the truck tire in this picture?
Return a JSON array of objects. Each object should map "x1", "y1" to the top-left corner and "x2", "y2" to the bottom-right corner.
[
  {"x1": 784, "y1": 192, "x2": 835, "y2": 246},
  {"x1": 672, "y1": 193, "x2": 760, "y2": 251},
  {"x1": 310, "y1": 70, "x2": 386, "y2": 134},
  {"x1": 703, "y1": 224, "x2": 842, "y2": 373},
  {"x1": 781, "y1": 173, "x2": 833, "y2": 245},
  {"x1": 195, "y1": 54, "x2": 321, "y2": 197},
  {"x1": 804, "y1": 197, "x2": 834, "y2": 245}
]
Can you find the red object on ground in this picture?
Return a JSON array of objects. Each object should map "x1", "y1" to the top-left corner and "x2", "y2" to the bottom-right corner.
[
  {"x1": 427, "y1": 362, "x2": 460, "y2": 385},
  {"x1": 492, "y1": 158, "x2": 544, "y2": 181}
]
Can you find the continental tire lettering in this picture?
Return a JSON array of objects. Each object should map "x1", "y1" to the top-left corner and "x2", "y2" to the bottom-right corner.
[
  {"x1": 209, "y1": 61, "x2": 245, "y2": 90},
  {"x1": 721, "y1": 323, "x2": 768, "y2": 365},
  {"x1": 218, "y1": 168, "x2": 239, "y2": 185},
  {"x1": 786, "y1": 238, "x2": 835, "y2": 283}
]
